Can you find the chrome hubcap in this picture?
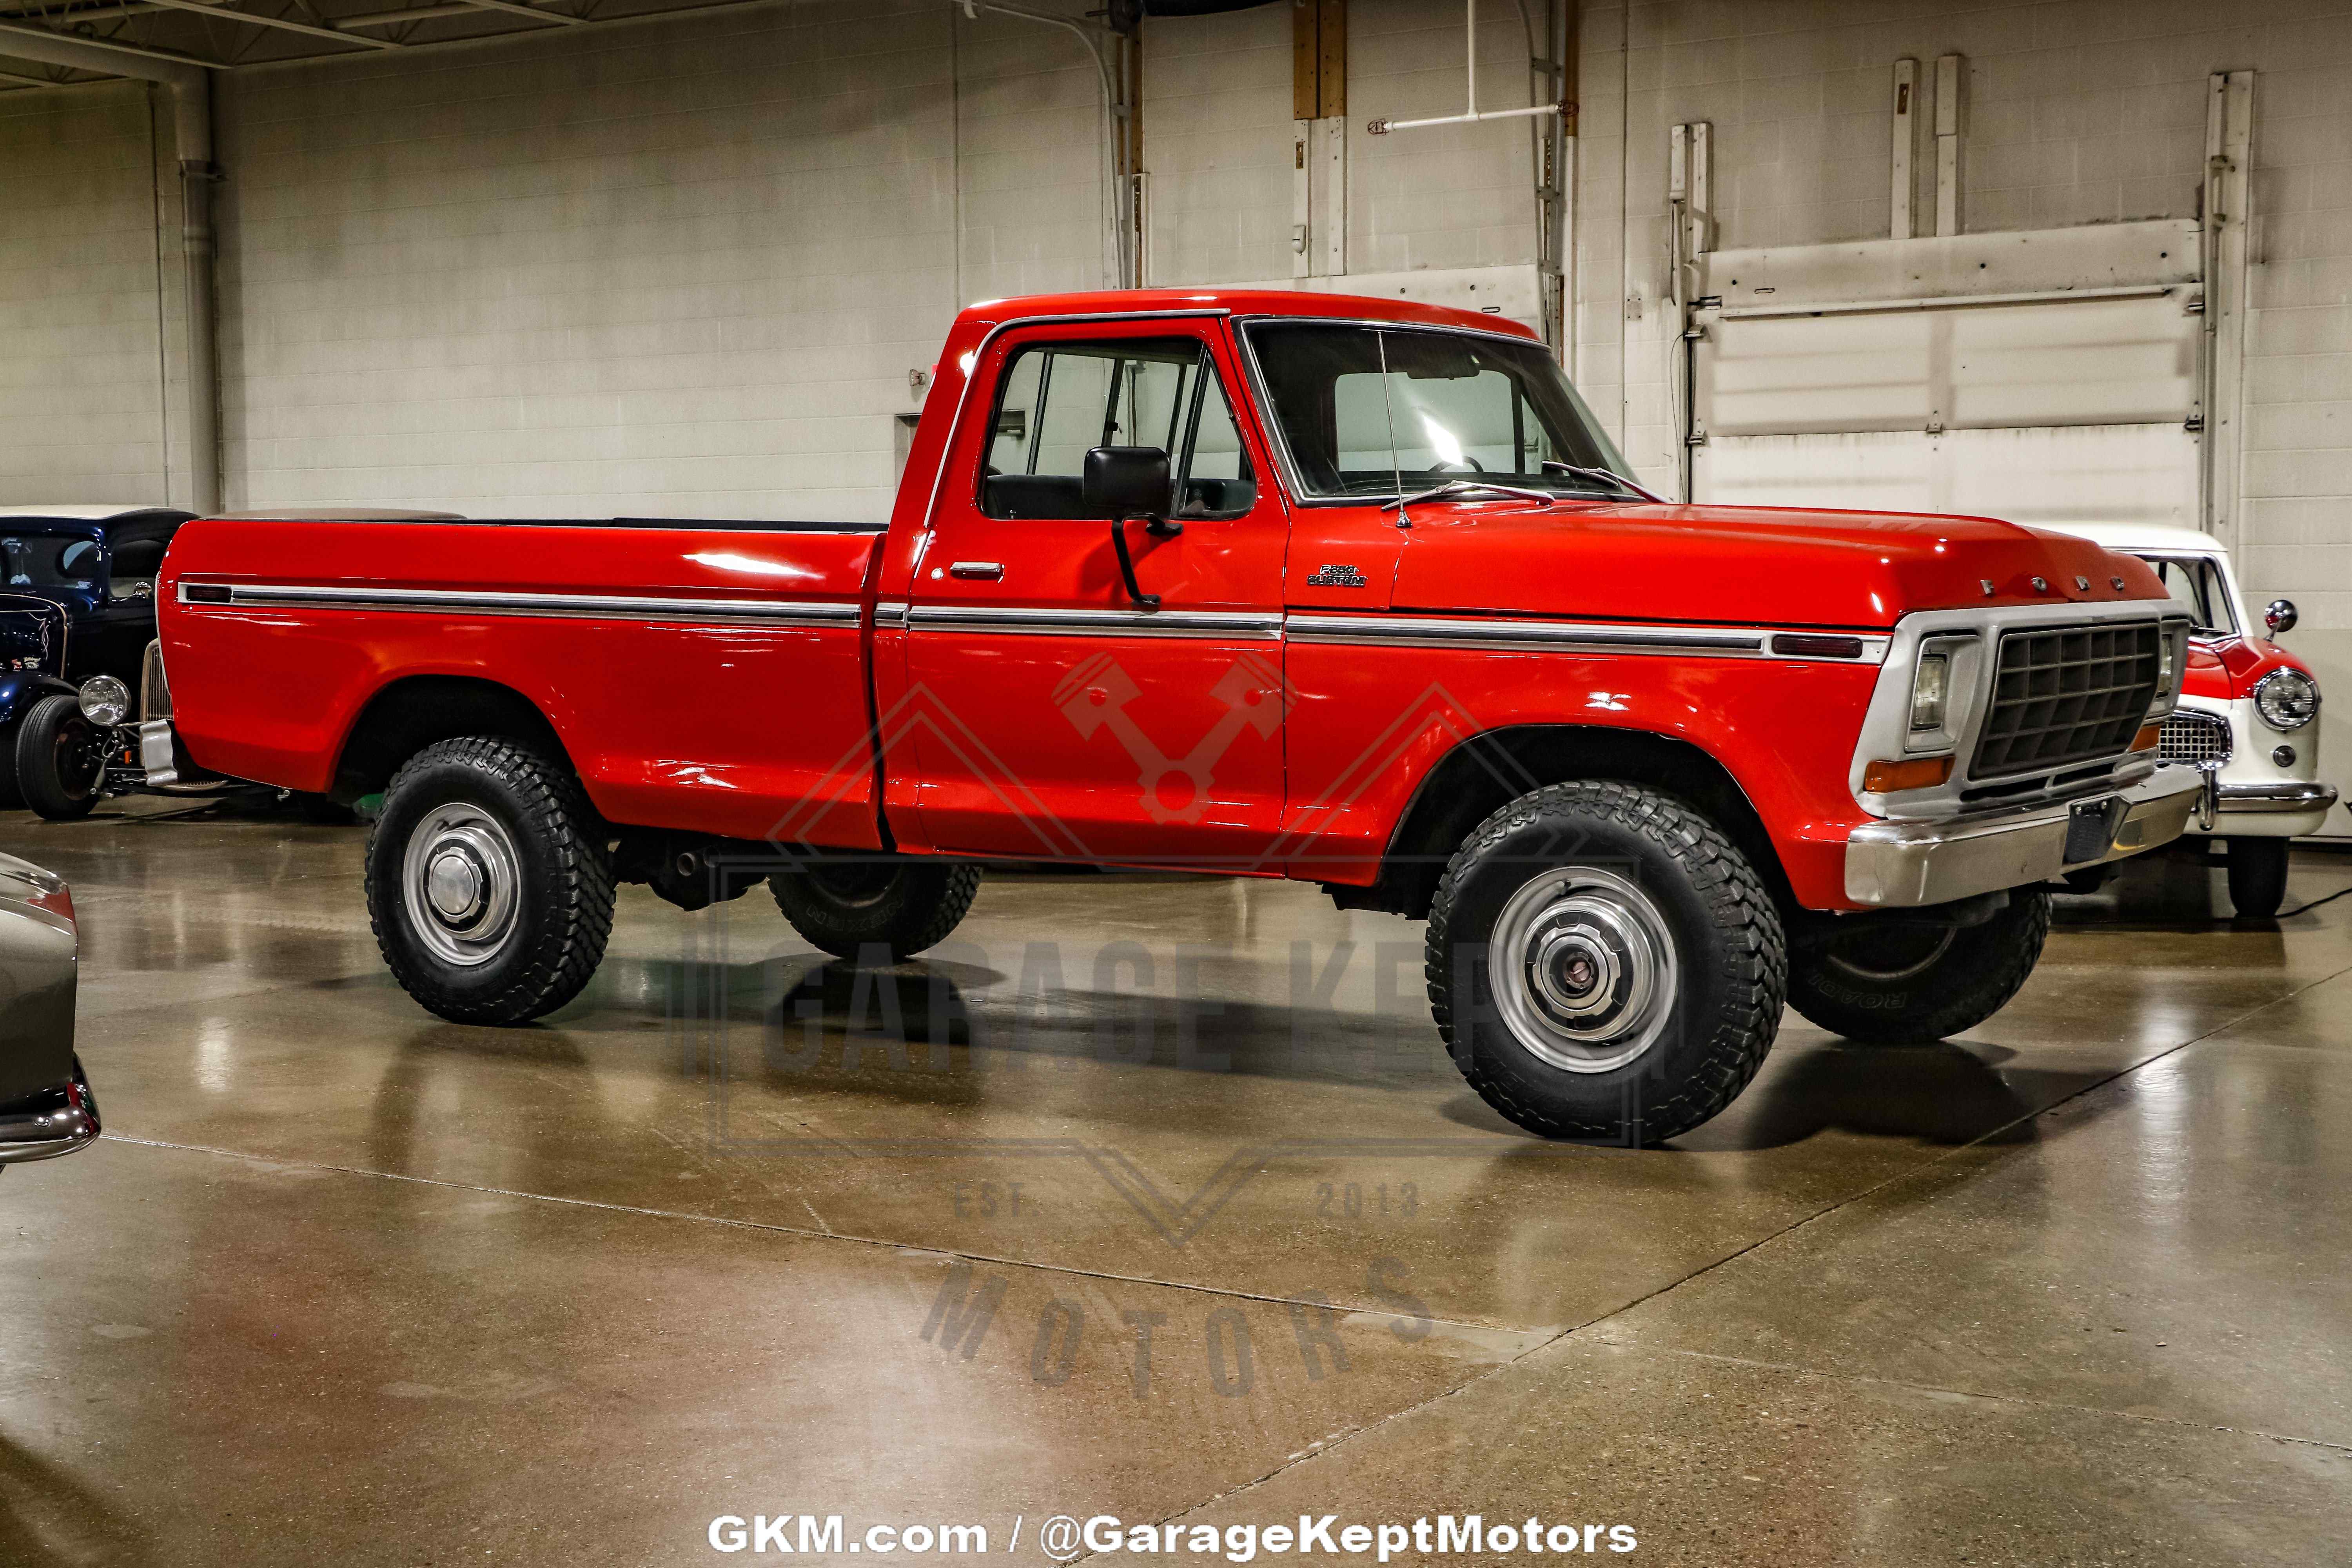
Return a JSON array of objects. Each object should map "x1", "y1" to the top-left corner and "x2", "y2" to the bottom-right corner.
[
  {"x1": 402, "y1": 803, "x2": 521, "y2": 967},
  {"x1": 1489, "y1": 866, "x2": 1679, "y2": 1073}
]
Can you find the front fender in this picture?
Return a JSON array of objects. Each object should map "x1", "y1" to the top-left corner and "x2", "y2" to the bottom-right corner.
[{"x1": 0, "y1": 673, "x2": 76, "y2": 733}]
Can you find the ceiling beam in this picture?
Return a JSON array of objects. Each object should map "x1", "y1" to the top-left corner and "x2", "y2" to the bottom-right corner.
[
  {"x1": 0, "y1": 18, "x2": 225, "y2": 69},
  {"x1": 138, "y1": 0, "x2": 405, "y2": 49},
  {"x1": 341, "y1": 0, "x2": 583, "y2": 26}
]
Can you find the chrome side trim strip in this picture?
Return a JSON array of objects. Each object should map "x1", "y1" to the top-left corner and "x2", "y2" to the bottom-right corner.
[
  {"x1": 1287, "y1": 612, "x2": 1889, "y2": 663},
  {"x1": 874, "y1": 600, "x2": 911, "y2": 629},
  {"x1": 907, "y1": 606, "x2": 1284, "y2": 640},
  {"x1": 178, "y1": 582, "x2": 862, "y2": 629}
]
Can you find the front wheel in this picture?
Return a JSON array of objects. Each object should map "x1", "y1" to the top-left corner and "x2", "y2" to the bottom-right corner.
[
  {"x1": 1425, "y1": 781, "x2": 1787, "y2": 1144},
  {"x1": 1787, "y1": 890, "x2": 2051, "y2": 1044},
  {"x1": 11, "y1": 694, "x2": 105, "y2": 820},
  {"x1": 365, "y1": 737, "x2": 615, "y2": 1025},
  {"x1": 769, "y1": 857, "x2": 981, "y2": 961},
  {"x1": 2226, "y1": 837, "x2": 2290, "y2": 920}
]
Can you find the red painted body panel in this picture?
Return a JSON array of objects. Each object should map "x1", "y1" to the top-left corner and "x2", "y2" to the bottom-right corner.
[
  {"x1": 2183, "y1": 633, "x2": 2309, "y2": 701},
  {"x1": 1280, "y1": 642, "x2": 1877, "y2": 908},
  {"x1": 156, "y1": 288, "x2": 2176, "y2": 913},
  {"x1": 159, "y1": 519, "x2": 884, "y2": 847},
  {"x1": 1390, "y1": 506, "x2": 2166, "y2": 626}
]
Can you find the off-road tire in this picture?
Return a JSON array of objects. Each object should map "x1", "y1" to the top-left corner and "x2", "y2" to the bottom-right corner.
[
  {"x1": 365, "y1": 737, "x2": 615, "y2": 1025},
  {"x1": 13, "y1": 693, "x2": 102, "y2": 820},
  {"x1": 2226, "y1": 837, "x2": 2290, "y2": 920},
  {"x1": 769, "y1": 857, "x2": 981, "y2": 961},
  {"x1": 1788, "y1": 889, "x2": 2051, "y2": 1044},
  {"x1": 1426, "y1": 780, "x2": 1786, "y2": 1144}
]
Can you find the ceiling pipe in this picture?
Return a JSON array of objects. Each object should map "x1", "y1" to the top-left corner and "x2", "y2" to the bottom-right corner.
[
  {"x1": 0, "y1": 26, "x2": 223, "y2": 513},
  {"x1": 1364, "y1": 0, "x2": 1560, "y2": 135}
]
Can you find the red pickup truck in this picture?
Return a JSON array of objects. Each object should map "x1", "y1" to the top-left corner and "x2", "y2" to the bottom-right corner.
[{"x1": 149, "y1": 288, "x2": 2203, "y2": 1143}]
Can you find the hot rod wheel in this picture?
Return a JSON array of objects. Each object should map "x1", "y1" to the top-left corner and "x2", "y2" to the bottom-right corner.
[{"x1": 1425, "y1": 780, "x2": 1786, "y2": 1144}]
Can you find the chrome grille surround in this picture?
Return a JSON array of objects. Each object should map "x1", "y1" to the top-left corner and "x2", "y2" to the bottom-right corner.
[
  {"x1": 1972, "y1": 621, "x2": 2163, "y2": 780},
  {"x1": 2158, "y1": 708, "x2": 2232, "y2": 769}
]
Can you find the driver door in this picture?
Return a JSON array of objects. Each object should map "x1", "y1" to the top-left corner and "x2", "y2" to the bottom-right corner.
[{"x1": 902, "y1": 321, "x2": 1289, "y2": 867}]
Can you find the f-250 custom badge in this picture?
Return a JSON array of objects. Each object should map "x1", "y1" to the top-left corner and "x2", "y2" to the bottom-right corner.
[{"x1": 1305, "y1": 563, "x2": 1367, "y2": 588}]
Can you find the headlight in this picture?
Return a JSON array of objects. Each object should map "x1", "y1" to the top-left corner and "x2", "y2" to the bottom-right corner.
[
  {"x1": 2146, "y1": 622, "x2": 2189, "y2": 720},
  {"x1": 77, "y1": 675, "x2": 131, "y2": 726},
  {"x1": 1909, "y1": 652, "x2": 1950, "y2": 733},
  {"x1": 2253, "y1": 667, "x2": 2319, "y2": 731}
]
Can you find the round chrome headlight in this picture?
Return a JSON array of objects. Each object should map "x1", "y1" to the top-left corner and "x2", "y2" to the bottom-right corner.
[
  {"x1": 2253, "y1": 667, "x2": 2319, "y2": 732},
  {"x1": 76, "y1": 674, "x2": 132, "y2": 727}
]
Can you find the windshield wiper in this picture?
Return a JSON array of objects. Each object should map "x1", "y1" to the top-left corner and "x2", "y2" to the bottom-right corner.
[
  {"x1": 1541, "y1": 461, "x2": 1663, "y2": 502},
  {"x1": 1381, "y1": 480, "x2": 1559, "y2": 512}
]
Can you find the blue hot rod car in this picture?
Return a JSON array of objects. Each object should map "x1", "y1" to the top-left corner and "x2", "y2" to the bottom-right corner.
[{"x1": 0, "y1": 506, "x2": 194, "y2": 818}]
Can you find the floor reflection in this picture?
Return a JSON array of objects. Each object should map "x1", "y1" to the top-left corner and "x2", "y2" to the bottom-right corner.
[{"x1": 0, "y1": 1433, "x2": 151, "y2": 1568}]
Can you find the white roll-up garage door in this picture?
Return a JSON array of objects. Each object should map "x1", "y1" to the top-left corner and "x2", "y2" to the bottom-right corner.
[{"x1": 1688, "y1": 222, "x2": 2205, "y2": 527}]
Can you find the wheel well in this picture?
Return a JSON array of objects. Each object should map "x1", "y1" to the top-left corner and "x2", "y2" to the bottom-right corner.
[
  {"x1": 1341, "y1": 726, "x2": 1795, "y2": 920},
  {"x1": 330, "y1": 676, "x2": 569, "y2": 803}
]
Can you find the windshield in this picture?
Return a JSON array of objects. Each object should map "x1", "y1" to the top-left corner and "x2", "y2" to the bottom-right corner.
[
  {"x1": 1, "y1": 534, "x2": 101, "y2": 592},
  {"x1": 1245, "y1": 321, "x2": 1635, "y2": 500},
  {"x1": 2139, "y1": 554, "x2": 2236, "y2": 637}
]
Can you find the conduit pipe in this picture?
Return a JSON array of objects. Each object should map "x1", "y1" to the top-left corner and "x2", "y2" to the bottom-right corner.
[
  {"x1": 0, "y1": 27, "x2": 220, "y2": 512},
  {"x1": 1365, "y1": 0, "x2": 1559, "y2": 135}
]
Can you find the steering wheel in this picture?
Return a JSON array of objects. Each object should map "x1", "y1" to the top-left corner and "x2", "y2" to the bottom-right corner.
[{"x1": 1431, "y1": 457, "x2": 1487, "y2": 474}]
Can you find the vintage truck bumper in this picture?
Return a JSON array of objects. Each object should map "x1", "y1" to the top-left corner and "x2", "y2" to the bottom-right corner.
[{"x1": 1845, "y1": 764, "x2": 2205, "y2": 907}]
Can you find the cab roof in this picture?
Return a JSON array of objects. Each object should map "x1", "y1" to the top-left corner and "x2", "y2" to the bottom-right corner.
[
  {"x1": 2033, "y1": 520, "x2": 2225, "y2": 557},
  {"x1": 950, "y1": 287, "x2": 1543, "y2": 341}
]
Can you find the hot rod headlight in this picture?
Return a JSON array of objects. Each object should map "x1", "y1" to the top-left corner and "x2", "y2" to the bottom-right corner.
[
  {"x1": 2253, "y1": 667, "x2": 2320, "y2": 731},
  {"x1": 77, "y1": 675, "x2": 131, "y2": 727}
]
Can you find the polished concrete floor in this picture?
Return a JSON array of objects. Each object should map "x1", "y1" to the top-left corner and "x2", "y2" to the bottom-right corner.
[{"x1": 3, "y1": 796, "x2": 2350, "y2": 1565}]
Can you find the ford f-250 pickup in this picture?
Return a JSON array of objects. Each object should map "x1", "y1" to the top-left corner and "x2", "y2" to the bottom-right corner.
[{"x1": 147, "y1": 288, "x2": 2203, "y2": 1144}]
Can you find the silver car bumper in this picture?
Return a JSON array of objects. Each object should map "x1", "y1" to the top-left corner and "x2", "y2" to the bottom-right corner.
[
  {"x1": 0, "y1": 1057, "x2": 100, "y2": 1165},
  {"x1": 2217, "y1": 780, "x2": 2339, "y2": 813},
  {"x1": 1846, "y1": 764, "x2": 2205, "y2": 907}
]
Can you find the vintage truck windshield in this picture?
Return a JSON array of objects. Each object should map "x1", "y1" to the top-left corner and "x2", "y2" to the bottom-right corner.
[{"x1": 1245, "y1": 321, "x2": 1634, "y2": 501}]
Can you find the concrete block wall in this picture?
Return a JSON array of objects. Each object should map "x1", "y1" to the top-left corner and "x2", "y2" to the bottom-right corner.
[
  {"x1": 212, "y1": 0, "x2": 1109, "y2": 522},
  {"x1": 0, "y1": 81, "x2": 172, "y2": 507}
]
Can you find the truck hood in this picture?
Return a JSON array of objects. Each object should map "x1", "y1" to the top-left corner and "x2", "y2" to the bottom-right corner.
[{"x1": 1391, "y1": 501, "x2": 2167, "y2": 628}]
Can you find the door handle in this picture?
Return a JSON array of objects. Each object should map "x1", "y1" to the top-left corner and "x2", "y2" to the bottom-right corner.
[{"x1": 948, "y1": 561, "x2": 1005, "y2": 581}]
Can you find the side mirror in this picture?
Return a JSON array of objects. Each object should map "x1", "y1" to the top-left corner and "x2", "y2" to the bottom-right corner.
[
  {"x1": 1083, "y1": 446, "x2": 1171, "y2": 519},
  {"x1": 2266, "y1": 598, "x2": 2298, "y2": 637}
]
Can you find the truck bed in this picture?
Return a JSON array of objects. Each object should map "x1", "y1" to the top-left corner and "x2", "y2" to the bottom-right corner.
[{"x1": 159, "y1": 516, "x2": 887, "y2": 848}]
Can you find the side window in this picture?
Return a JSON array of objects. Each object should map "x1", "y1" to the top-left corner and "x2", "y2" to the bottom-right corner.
[{"x1": 980, "y1": 337, "x2": 1257, "y2": 521}]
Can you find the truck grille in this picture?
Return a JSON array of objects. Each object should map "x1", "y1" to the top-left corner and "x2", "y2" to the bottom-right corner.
[
  {"x1": 1972, "y1": 622, "x2": 2162, "y2": 780},
  {"x1": 2158, "y1": 708, "x2": 2231, "y2": 768},
  {"x1": 140, "y1": 638, "x2": 172, "y2": 721}
]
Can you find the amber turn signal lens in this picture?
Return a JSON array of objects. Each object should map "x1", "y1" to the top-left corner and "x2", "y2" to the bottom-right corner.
[
  {"x1": 2130, "y1": 722, "x2": 2161, "y2": 752},
  {"x1": 1863, "y1": 755, "x2": 1955, "y2": 794}
]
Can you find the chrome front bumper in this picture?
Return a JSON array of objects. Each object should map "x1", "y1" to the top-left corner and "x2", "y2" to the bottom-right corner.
[
  {"x1": 2217, "y1": 780, "x2": 2339, "y2": 813},
  {"x1": 1846, "y1": 765, "x2": 2205, "y2": 907},
  {"x1": 0, "y1": 1057, "x2": 100, "y2": 1165}
]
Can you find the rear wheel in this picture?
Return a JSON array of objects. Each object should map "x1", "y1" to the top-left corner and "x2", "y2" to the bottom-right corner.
[
  {"x1": 769, "y1": 857, "x2": 981, "y2": 961},
  {"x1": 12, "y1": 694, "x2": 105, "y2": 820},
  {"x1": 365, "y1": 737, "x2": 615, "y2": 1024},
  {"x1": 2226, "y1": 837, "x2": 2290, "y2": 920},
  {"x1": 1425, "y1": 781, "x2": 1786, "y2": 1144},
  {"x1": 1788, "y1": 891, "x2": 2051, "y2": 1044}
]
